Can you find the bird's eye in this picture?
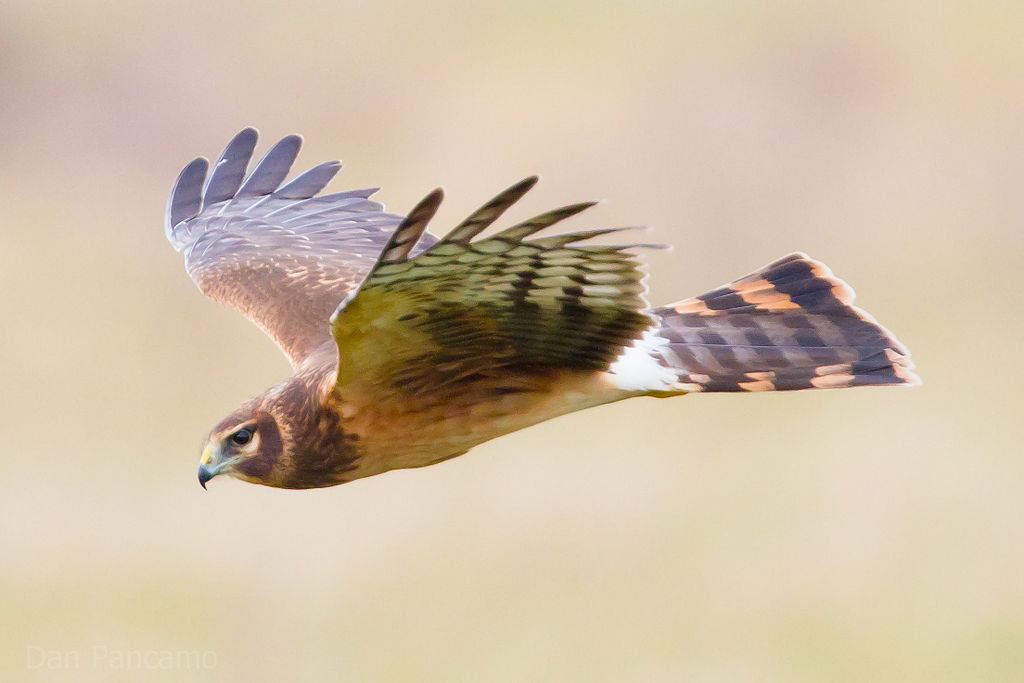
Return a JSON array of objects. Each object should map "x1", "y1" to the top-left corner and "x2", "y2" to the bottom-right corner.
[{"x1": 230, "y1": 427, "x2": 254, "y2": 446}]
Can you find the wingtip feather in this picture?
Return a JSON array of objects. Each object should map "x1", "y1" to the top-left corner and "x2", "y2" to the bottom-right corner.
[
  {"x1": 165, "y1": 156, "x2": 209, "y2": 246},
  {"x1": 203, "y1": 128, "x2": 259, "y2": 205},
  {"x1": 237, "y1": 134, "x2": 303, "y2": 198}
]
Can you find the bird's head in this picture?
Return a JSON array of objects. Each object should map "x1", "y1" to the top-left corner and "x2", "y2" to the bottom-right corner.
[{"x1": 197, "y1": 403, "x2": 284, "y2": 489}]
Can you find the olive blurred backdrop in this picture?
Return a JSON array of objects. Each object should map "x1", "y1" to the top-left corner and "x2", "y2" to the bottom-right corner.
[{"x1": 1, "y1": 1, "x2": 1021, "y2": 681}]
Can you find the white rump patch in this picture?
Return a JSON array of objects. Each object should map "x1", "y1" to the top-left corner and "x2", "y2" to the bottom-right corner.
[{"x1": 607, "y1": 329, "x2": 679, "y2": 391}]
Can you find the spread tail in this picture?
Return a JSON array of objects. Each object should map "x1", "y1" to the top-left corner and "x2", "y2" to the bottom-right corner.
[{"x1": 612, "y1": 253, "x2": 919, "y2": 393}]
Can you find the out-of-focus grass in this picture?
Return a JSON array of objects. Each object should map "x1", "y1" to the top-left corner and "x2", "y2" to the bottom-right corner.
[{"x1": 1, "y1": 1, "x2": 1022, "y2": 681}]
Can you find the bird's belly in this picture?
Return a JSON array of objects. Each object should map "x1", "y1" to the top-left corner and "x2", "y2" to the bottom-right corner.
[{"x1": 345, "y1": 370, "x2": 629, "y2": 479}]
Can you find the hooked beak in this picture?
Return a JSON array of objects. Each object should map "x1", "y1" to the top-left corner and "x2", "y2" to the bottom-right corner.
[
  {"x1": 198, "y1": 443, "x2": 222, "y2": 490},
  {"x1": 198, "y1": 463, "x2": 214, "y2": 490}
]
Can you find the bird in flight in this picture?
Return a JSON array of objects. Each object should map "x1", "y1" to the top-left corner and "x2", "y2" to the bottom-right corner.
[{"x1": 166, "y1": 129, "x2": 918, "y2": 490}]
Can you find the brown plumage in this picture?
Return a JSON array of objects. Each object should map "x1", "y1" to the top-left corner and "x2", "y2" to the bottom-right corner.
[{"x1": 169, "y1": 130, "x2": 919, "y2": 490}]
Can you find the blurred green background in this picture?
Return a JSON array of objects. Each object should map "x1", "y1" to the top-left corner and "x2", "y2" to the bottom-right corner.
[{"x1": 1, "y1": 1, "x2": 1021, "y2": 681}]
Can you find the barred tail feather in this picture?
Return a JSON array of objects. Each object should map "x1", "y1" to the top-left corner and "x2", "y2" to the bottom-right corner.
[{"x1": 635, "y1": 253, "x2": 919, "y2": 393}]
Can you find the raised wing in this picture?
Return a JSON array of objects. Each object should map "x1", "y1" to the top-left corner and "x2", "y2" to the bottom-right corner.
[
  {"x1": 165, "y1": 129, "x2": 435, "y2": 367},
  {"x1": 330, "y1": 178, "x2": 658, "y2": 411}
]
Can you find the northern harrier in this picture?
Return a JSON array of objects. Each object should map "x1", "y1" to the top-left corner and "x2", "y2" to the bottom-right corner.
[{"x1": 166, "y1": 129, "x2": 918, "y2": 489}]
